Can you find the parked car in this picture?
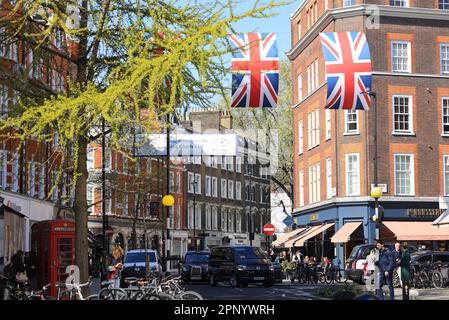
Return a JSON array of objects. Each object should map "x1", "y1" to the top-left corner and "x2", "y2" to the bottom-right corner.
[
  {"x1": 208, "y1": 246, "x2": 275, "y2": 287},
  {"x1": 272, "y1": 260, "x2": 283, "y2": 283},
  {"x1": 410, "y1": 250, "x2": 449, "y2": 285},
  {"x1": 120, "y1": 249, "x2": 161, "y2": 286},
  {"x1": 180, "y1": 251, "x2": 210, "y2": 282},
  {"x1": 345, "y1": 243, "x2": 417, "y2": 284}
]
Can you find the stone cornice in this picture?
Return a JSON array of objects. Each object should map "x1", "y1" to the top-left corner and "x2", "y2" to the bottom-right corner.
[{"x1": 287, "y1": 5, "x2": 449, "y2": 61}]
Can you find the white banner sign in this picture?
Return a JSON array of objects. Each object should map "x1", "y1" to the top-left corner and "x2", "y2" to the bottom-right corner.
[{"x1": 136, "y1": 133, "x2": 237, "y2": 156}]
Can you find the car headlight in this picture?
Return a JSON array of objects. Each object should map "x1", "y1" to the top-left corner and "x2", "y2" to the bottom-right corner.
[
  {"x1": 269, "y1": 265, "x2": 274, "y2": 271},
  {"x1": 237, "y1": 265, "x2": 247, "y2": 271}
]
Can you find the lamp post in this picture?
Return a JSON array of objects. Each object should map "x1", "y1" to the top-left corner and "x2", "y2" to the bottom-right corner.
[
  {"x1": 190, "y1": 180, "x2": 198, "y2": 251},
  {"x1": 162, "y1": 194, "x2": 174, "y2": 273}
]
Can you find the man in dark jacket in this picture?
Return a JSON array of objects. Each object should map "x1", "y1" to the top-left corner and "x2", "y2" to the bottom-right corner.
[{"x1": 375, "y1": 241, "x2": 395, "y2": 300}]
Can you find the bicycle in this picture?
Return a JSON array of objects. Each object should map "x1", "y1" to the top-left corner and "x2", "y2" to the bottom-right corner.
[
  {"x1": 325, "y1": 261, "x2": 347, "y2": 284},
  {"x1": 56, "y1": 277, "x2": 98, "y2": 300}
]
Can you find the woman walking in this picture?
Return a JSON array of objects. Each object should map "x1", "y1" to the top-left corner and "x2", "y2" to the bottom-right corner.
[{"x1": 400, "y1": 242, "x2": 411, "y2": 300}]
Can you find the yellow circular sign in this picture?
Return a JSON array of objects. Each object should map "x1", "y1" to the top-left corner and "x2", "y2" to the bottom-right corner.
[{"x1": 162, "y1": 195, "x2": 175, "y2": 207}]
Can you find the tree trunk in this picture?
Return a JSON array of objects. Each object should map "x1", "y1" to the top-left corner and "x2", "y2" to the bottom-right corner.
[{"x1": 74, "y1": 134, "x2": 89, "y2": 285}]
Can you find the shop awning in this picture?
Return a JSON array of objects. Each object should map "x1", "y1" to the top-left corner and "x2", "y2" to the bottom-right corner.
[
  {"x1": 331, "y1": 222, "x2": 362, "y2": 243},
  {"x1": 284, "y1": 223, "x2": 335, "y2": 247},
  {"x1": 272, "y1": 228, "x2": 305, "y2": 247},
  {"x1": 383, "y1": 221, "x2": 449, "y2": 241},
  {"x1": 433, "y1": 210, "x2": 449, "y2": 229}
]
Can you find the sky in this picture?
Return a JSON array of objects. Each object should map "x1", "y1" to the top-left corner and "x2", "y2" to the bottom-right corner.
[{"x1": 230, "y1": 0, "x2": 304, "y2": 60}]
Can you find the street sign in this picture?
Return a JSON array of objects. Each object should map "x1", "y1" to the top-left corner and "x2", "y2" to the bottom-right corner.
[
  {"x1": 282, "y1": 215, "x2": 293, "y2": 227},
  {"x1": 263, "y1": 223, "x2": 276, "y2": 236},
  {"x1": 105, "y1": 226, "x2": 114, "y2": 237}
]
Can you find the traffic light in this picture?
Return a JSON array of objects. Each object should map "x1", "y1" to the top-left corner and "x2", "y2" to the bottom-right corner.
[{"x1": 272, "y1": 234, "x2": 277, "y2": 242}]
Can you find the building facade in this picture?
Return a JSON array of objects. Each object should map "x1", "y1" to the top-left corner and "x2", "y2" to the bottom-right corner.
[
  {"x1": 288, "y1": 0, "x2": 449, "y2": 262},
  {"x1": 182, "y1": 109, "x2": 272, "y2": 251},
  {"x1": 0, "y1": 3, "x2": 77, "y2": 255}
]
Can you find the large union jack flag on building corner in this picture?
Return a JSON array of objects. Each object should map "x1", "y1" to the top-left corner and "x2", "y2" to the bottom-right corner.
[
  {"x1": 229, "y1": 33, "x2": 279, "y2": 108},
  {"x1": 319, "y1": 32, "x2": 372, "y2": 110}
]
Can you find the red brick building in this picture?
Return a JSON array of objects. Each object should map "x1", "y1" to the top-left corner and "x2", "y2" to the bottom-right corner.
[
  {"x1": 0, "y1": 2, "x2": 77, "y2": 254},
  {"x1": 286, "y1": 0, "x2": 449, "y2": 264}
]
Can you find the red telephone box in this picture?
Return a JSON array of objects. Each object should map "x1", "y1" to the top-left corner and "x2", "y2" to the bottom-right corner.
[{"x1": 31, "y1": 219, "x2": 75, "y2": 296}]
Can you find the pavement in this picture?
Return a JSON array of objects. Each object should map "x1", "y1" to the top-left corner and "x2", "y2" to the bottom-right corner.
[{"x1": 88, "y1": 276, "x2": 449, "y2": 300}]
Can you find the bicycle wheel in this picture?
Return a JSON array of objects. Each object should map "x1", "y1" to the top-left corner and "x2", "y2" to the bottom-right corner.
[
  {"x1": 431, "y1": 271, "x2": 444, "y2": 289},
  {"x1": 317, "y1": 271, "x2": 325, "y2": 284},
  {"x1": 336, "y1": 270, "x2": 346, "y2": 283},
  {"x1": 179, "y1": 291, "x2": 204, "y2": 300},
  {"x1": 98, "y1": 288, "x2": 128, "y2": 300},
  {"x1": 85, "y1": 294, "x2": 99, "y2": 300},
  {"x1": 58, "y1": 290, "x2": 75, "y2": 300},
  {"x1": 154, "y1": 292, "x2": 176, "y2": 300}
]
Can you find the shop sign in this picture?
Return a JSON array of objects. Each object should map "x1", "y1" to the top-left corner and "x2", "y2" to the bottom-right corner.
[
  {"x1": 310, "y1": 213, "x2": 319, "y2": 222},
  {"x1": 407, "y1": 208, "x2": 444, "y2": 217}
]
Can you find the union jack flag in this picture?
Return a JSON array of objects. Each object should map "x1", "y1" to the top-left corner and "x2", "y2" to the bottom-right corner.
[
  {"x1": 319, "y1": 32, "x2": 372, "y2": 110},
  {"x1": 229, "y1": 33, "x2": 279, "y2": 108}
]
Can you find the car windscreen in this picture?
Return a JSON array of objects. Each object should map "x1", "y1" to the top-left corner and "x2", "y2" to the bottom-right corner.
[
  {"x1": 348, "y1": 246, "x2": 361, "y2": 259},
  {"x1": 234, "y1": 247, "x2": 268, "y2": 262},
  {"x1": 125, "y1": 252, "x2": 156, "y2": 264},
  {"x1": 185, "y1": 253, "x2": 209, "y2": 264}
]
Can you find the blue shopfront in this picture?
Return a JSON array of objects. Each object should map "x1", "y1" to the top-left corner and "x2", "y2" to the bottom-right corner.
[{"x1": 292, "y1": 199, "x2": 446, "y2": 265}]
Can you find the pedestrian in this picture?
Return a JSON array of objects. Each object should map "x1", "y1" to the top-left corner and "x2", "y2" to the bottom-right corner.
[
  {"x1": 269, "y1": 249, "x2": 276, "y2": 262},
  {"x1": 375, "y1": 240, "x2": 395, "y2": 300},
  {"x1": 108, "y1": 256, "x2": 123, "y2": 289},
  {"x1": 279, "y1": 251, "x2": 286, "y2": 264},
  {"x1": 392, "y1": 242, "x2": 402, "y2": 286},
  {"x1": 25, "y1": 250, "x2": 38, "y2": 290},
  {"x1": 11, "y1": 250, "x2": 28, "y2": 284},
  {"x1": 366, "y1": 249, "x2": 377, "y2": 290},
  {"x1": 293, "y1": 250, "x2": 304, "y2": 264},
  {"x1": 400, "y1": 242, "x2": 411, "y2": 300}
]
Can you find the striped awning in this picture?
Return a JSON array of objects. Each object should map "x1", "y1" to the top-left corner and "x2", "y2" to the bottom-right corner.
[
  {"x1": 331, "y1": 222, "x2": 362, "y2": 243},
  {"x1": 433, "y1": 210, "x2": 449, "y2": 229},
  {"x1": 272, "y1": 228, "x2": 305, "y2": 247}
]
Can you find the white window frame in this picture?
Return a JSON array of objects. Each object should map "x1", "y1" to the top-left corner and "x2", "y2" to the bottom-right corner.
[
  {"x1": 444, "y1": 155, "x2": 449, "y2": 196},
  {"x1": 325, "y1": 109, "x2": 331, "y2": 140},
  {"x1": 188, "y1": 172, "x2": 194, "y2": 193},
  {"x1": 212, "y1": 177, "x2": 218, "y2": 197},
  {"x1": 228, "y1": 180, "x2": 234, "y2": 200},
  {"x1": 206, "y1": 205, "x2": 212, "y2": 230},
  {"x1": 391, "y1": 41, "x2": 411, "y2": 73},
  {"x1": 221, "y1": 179, "x2": 227, "y2": 198},
  {"x1": 236, "y1": 157, "x2": 242, "y2": 173},
  {"x1": 390, "y1": 0, "x2": 409, "y2": 7},
  {"x1": 345, "y1": 153, "x2": 360, "y2": 196},
  {"x1": 344, "y1": 110, "x2": 359, "y2": 134},
  {"x1": 206, "y1": 175, "x2": 211, "y2": 196},
  {"x1": 442, "y1": 43, "x2": 449, "y2": 75},
  {"x1": 443, "y1": 97, "x2": 449, "y2": 136},
  {"x1": 326, "y1": 158, "x2": 332, "y2": 199},
  {"x1": 297, "y1": 73, "x2": 303, "y2": 101},
  {"x1": 315, "y1": 109, "x2": 320, "y2": 145},
  {"x1": 298, "y1": 120, "x2": 304, "y2": 155},
  {"x1": 12, "y1": 154, "x2": 19, "y2": 192},
  {"x1": 221, "y1": 208, "x2": 227, "y2": 232},
  {"x1": 176, "y1": 173, "x2": 181, "y2": 193},
  {"x1": 212, "y1": 206, "x2": 218, "y2": 230},
  {"x1": 0, "y1": 150, "x2": 7, "y2": 189},
  {"x1": 235, "y1": 181, "x2": 242, "y2": 200},
  {"x1": 394, "y1": 154, "x2": 415, "y2": 196},
  {"x1": 194, "y1": 173, "x2": 201, "y2": 194},
  {"x1": 307, "y1": 113, "x2": 312, "y2": 149},
  {"x1": 39, "y1": 165, "x2": 45, "y2": 199},
  {"x1": 28, "y1": 162, "x2": 36, "y2": 197},
  {"x1": 392, "y1": 95, "x2": 414, "y2": 135},
  {"x1": 299, "y1": 170, "x2": 304, "y2": 207}
]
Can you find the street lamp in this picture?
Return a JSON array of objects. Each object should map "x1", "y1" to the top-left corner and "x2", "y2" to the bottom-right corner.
[{"x1": 162, "y1": 194, "x2": 174, "y2": 273}]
